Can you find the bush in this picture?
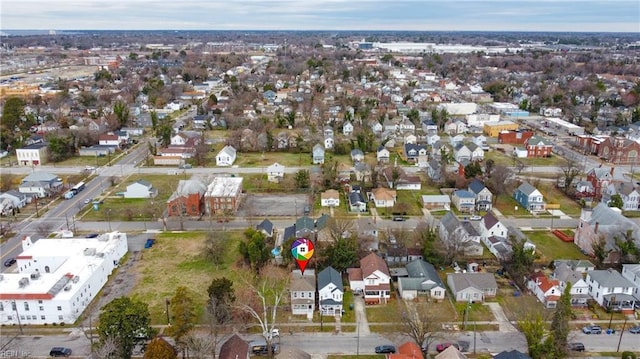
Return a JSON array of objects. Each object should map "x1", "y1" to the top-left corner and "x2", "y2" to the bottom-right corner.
[{"x1": 621, "y1": 351, "x2": 636, "y2": 359}]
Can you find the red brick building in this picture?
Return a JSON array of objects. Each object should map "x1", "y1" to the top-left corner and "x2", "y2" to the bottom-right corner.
[
  {"x1": 205, "y1": 177, "x2": 244, "y2": 215},
  {"x1": 586, "y1": 167, "x2": 614, "y2": 200},
  {"x1": 497, "y1": 129, "x2": 533, "y2": 144},
  {"x1": 526, "y1": 135, "x2": 554, "y2": 157},
  {"x1": 167, "y1": 179, "x2": 207, "y2": 216},
  {"x1": 596, "y1": 137, "x2": 640, "y2": 165}
]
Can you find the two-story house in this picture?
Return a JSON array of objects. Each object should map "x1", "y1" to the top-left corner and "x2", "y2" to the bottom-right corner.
[
  {"x1": 468, "y1": 179, "x2": 493, "y2": 211},
  {"x1": 586, "y1": 167, "x2": 614, "y2": 200},
  {"x1": 621, "y1": 264, "x2": 640, "y2": 300},
  {"x1": 290, "y1": 269, "x2": 316, "y2": 319},
  {"x1": 266, "y1": 162, "x2": 285, "y2": 183},
  {"x1": 451, "y1": 190, "x2": 476, "y2": 213},
  {"x1": 513, "y1": 182, "x2": 546, "y2": 213},
  {"x1": 454, "y1": 143, "x2": 472, "y2": 162},
  {"x1": 376, "y1": 146, "x2": 390, "y2": 164},
  {"x1": 586, "y1": 269, "x2": 637, "y2": 313},
  {"x1": 527, "y1": 272, "x2": 562, "y2": 308},
  {"x1": 439, "y1": 211, "x2": 484, "y2": 256},
  {"x1": 403, "y1": 143, "x2": 428, "y2": 163},
  {"x1": 347, "y1": 253, "x2": 391, "y2": 304},
  {"x1": 312, "y1": 144, "x2": 325, "y2": 164},
  {"x1": 551, "y1": 261, "x2": 590, "y2": 307},
  {"x1": 342, "y1": 121, "x2": 354, "y2": 136},
  {"x1": 479, "y1": 212, "x2": 507, "y2": 240},
  {"x1": 318, "y1": 266, "x2": 343, "y2": 316},
  {"x1": 602, "y1": 182, "x2": 640, "y2": 211}
]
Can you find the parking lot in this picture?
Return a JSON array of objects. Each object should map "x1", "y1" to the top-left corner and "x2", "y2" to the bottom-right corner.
[{"x1": 238, "y1": 193, "x2": 310, "y2": 217}]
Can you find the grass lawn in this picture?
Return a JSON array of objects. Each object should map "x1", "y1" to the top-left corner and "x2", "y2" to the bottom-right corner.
[
  {"x1": 537, "y1": 182, "x2": 582, "y2": 216},
  {"x1": 523, "y1": 231, "x2": 590, "y2": 264},
  {"x1": 131, "y1": 231, "x2": 250, "y2": 324},
  {"x1": 485, "y1": 150, "x2": 567, "y2": 167},
  {"x1": 233, "y1": 151, "x2": 313, "y2": 167},
  {"x1": 80, "y1": 174, "x2": 181, "y2": 221},
  {"x1": 453, "y1": 302, "x2": 495, "y2": 322},
  {"x1": 493, "y1": 195, "x2": 532, "y2": 216},
  {"x1": 496, "y1": 294, "x2": 547, "y2": 322},
  {"x1": 54, "y1": 154, "x2": 114, "y2": 167}
]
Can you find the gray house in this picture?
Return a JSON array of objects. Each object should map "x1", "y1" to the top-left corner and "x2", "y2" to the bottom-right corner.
[
  {"x1": 312, "y1": 144, "x2": 325, "y2": 164},
  {"x1": 397, "y1": 259, "x2": 446, "y2": 301},
  {"x1": 439, "y1": 212, "x2": 484, "y2": 257},
  {"x1": 447, "y1": 272, "x2": 498, "y2": 302},
  {"x1": 318, "y1": 266, "x2": 344, "y2": 316}
]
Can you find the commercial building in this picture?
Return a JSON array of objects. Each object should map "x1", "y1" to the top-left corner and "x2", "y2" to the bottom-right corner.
[
  {"x1": 0, "y1": 232, "x2": 128, "y2": 326},
  {"x1": 205, "y1": 177, "x2": 243, "y2": 215}
]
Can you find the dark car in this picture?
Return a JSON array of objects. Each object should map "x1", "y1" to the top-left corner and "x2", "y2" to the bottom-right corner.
[
  {"x1": 582, "y1": 325, "x2": 602, "y2": 334},
  {"x1": 85, "y1": 233, "x2": 99, "y2": 238},
  {"x1": 49, "y1": 347, "x2": 72, "y2": 357},
  {"x1": 3, "y1": 257, "x2": 16, "y2": 267},
  {"x1": 568, "y1": 342, "x2": 585, "y2": 352},
  {"x1": 436, "y1": 343, "x2": 460, "y2": 353},
  {"x1": 392, "y1": 216, "x2": 406, "y2": 221},
  {"x1": 375, "y1": 345, "x2": 396, "y2": 354},
  {"x1": 630, "y1": 325, "x2": 640, "y2": 334}
]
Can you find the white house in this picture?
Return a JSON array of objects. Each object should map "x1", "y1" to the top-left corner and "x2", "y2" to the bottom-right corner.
[
  {"x1": 16, "y1": 143, "x2": 48, "y2": 166},
  {"x1": 621, "y1": 264, "x2": 640, "y2": 299},
  {"x1": 586, "y1": 269, "x2": 637, "y2": 312},
  {"x1": 370, "y1": 188, "x2": 396, "y2": 208},
  {"x1": 343, "y1": 121, "x2": 354, "y2": 136},
  {"x1": 324, "y1": 137, "x2": 334, "y2": 150},
  {"x1": 312, "y1": 144, "x2": 325, "y2": 164},
  {"x1": 320, "y1": 189, "x2": 340, "y2": 207},
  {"x1": 290, "y1": 269, "x2": 315, "y2": 319},
  {"x1": 19, "y1": 172, "x2": 63, "y2": 198},
  {"x1": 347, "y1": 253, "x2": 391, "y2": 304},
  {"x1": 447, "y1": 272, "x2": 498, "y2": 302},
  {"x1": 0, "y1": 232, "x2": 128, "y2": 325},
  {"x1": 479, "y1": 212, "x2": 507, "y2": 239},
  {"x1": 552, "y1": 261, "x2": 590, "y2": 307},
  {"x1": 0, "y1": 190, "x2": 27, "y2": 209},
  {"x1": 527, "y1": 272, "x2": 562, "y2": 308},
  {"x1": 397, "y1": 259, "x2": 447, "y2": 301},
  {"x1": 468, "y1": 179, "x2": 493, "y2": 211},
  {"x1": 216, "y1": 145, "x2": 237, "y2": 166},
  {"x1": 266, "y1": 162, "x2": 285, "y2": 183},
  {"x1": 318, "y1": 266, "x2": 343, "y2": 316},
  {"x1": 376, "y1": 146, "x2": 390, "y2": 163},
  {"x1": 451, "y1": 190, "x2": 476, "y2": 213},
  {"x1": 123, "y1": 180, "x2": 157, "y2": 199}
]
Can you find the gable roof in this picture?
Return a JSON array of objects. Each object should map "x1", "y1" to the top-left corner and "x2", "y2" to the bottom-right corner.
[
  {"x1": 219, "y1": 334, "x2": 249, "y2": 359},
  {"x1": 468, "y1": 179, "x2": 487, "y2": 194},
  {"x1": 291, "y1": 270, "x2": 316, "y2": 291},
  {"x1": 453, "y1": 189, "x2": 475, "y2": 199},
  {"x1": 493, "y1": 350, "x2": 531, "y2": 359},
  {"x1": 360, "y1": 252, "x2": 389, "y2": 279},
  {"x1": 219, "y1": 145, "x2": 236, "y2": 157},
  {"x1": 318, "y1": 266, "x2": 343, "y2": 291},
  {"x1": 516, "y1": 182, "x2": 538, "y2": 196},
  {"x1": 587, "y1": 269, "x2": 635, "y2": 288},
  {"x1": 22, "y1": 172, "x2": 59, "y2": 183},
  {"x1": 448, "y1": 273, "x2": 498, "y2": 291},
  {"x1": 434, "y1": 345, "x2": 468, "y2": 359},
  {"x1": 482, "y1": 212, "x2": 500, "y2": 230},
  {"x1": 584, "y1": 203, "x2": 640, "y2": 243},
  {"x1": 440, "y1": 211, "x2": 461, "y2": 234},
  {"x1": 256, "y1": 219, "x2": 274, "y2": 236},
  {"x1": 295, "y1": 216, "x2": 315, "y2": 233}
]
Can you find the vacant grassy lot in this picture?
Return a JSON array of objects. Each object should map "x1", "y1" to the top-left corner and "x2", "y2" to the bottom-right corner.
[
  {"x1": 537, "y1": 182, "x2": 582, "y2": 216},
  {"x1": 131, "y1": 231, "x2": 249, "y2": 324},
  {"x1": 54, "y1": 154, "x2": 113, "y2": 167},
  {"x1": 493, "y1": 194, "x2": 533, "y2": 216},
  {"x1": 485, "y1": 149, "x2": 567, "y2": 167},
  {"x1": 524, "y1": 231, "x2": 590, "y2": 263},
  {"x1": 498, "y1": 294, "x2": 547, "y2": 322},
  {"x1": 80, "y1": 174, "x2": 181, "y2": 221}
]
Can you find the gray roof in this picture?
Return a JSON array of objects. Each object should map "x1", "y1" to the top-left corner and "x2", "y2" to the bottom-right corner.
[
  {"x1": 295, "y1": 216, "x2": 315, "y2": 233},
  {"x1": 585, "y1": 203, "x2": 640, "y2": 243},
  {"x1": 493, "y1": 350, "x2": 531, "y2": 359},
  {"x1": 516, "y1": 182, "x2": 538, "y2": 196},
  {"x1": 135, "y1": 179, "x2": 152, "y2": 188},
  {"x1": 553, "y1": 263, "x2": 584, "y2": 285},
  {"x1": 587, "y1": 269, "x2": 635, "y2": 288},
  {"x1": 168, "y1": 179, "x2": 206, "y2": 202},
  {"x1": 448, "y1": 273, "x2": 498, "y2": 291},
  {"x1": 461, "y1": 221, "x2": 480, "y2": 236},
  {"x1": 256, "y1": 219, "x2": 274, "y2": 236},
  {"x1": 405, "y1": 260, "x2": 444, "y2": 285},
  {"x1": 22, "y1": 172, "x2": 59, "y2": 183},
  {"x1": 440, "y1": 211, "x2": 461, "y2": 234},
  {"x1": 318, "y1": 266, "x2": 343, "y2": 291}
]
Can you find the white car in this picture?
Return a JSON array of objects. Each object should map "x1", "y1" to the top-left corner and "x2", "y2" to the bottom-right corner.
[
  {"x1": 469, "y1": 215, "x2": 482, "y2": 221},
  {"x1": 84, "y1": 198, "x2": 92, "y2": 204},
  {"x1": 85, "y1": 166, "x2": 96, "y2": 171}
]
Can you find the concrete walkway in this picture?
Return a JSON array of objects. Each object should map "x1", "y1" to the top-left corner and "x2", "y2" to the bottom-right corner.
[
  {"x1": 483, "y1": 302, "x2": 518, "y2": 332},
  {"x1": 353, "y1": 295, "x2": 371, "y2": 335}
]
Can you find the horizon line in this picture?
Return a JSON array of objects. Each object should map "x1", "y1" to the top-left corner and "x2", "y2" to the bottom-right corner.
[{"x1": 3, "y1": 29, "x2": 639, "y2": 34}]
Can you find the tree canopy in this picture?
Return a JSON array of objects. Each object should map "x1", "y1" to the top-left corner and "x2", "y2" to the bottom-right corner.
[{"x1": 97, "y1": 297, "x2": 151, "y2": 359}]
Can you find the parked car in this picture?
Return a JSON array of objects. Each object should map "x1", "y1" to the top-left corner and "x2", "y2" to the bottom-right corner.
[
  {"x1": 375, "y1": 345, "x2": 396, "y2": 354},
  {"x1": 49, "y1": 347, "x2": 72, "y2": 357},
  {"x1": 436, "y1": 343, "x2": 460, "y2": 353},
  {"x1": 392, "y1": 216, "x2": 406, "y2": 221},
  {"x1": 3, "y1": 257, "x2": 16, "y2": 267},
  {"x1": 568, "y1": 342, "x2": 585, "y2": 352},
  {"x1": 629, "y1": 325, "x2": 640, "y2": 334},
  {"x1": 582, "y1": 325, "x2": 602, "y2": 334},
  {"x1": 86, "y1": 233, "x2": 99, "y2": 238},
  {"x1": 469, "y1": 215, "x2": 482, "y2": 221}
]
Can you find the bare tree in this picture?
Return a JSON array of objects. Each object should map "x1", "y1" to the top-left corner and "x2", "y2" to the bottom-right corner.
[
  {"x1": 438, "y1": 228, "x2": 467, "y2": 265},
  {"x1": 487, "y1": 164, "x2": 513, "y2": 205},
  {"x1": 202, "y1": 232, "x2": 229, "y2": 269},
  {"x1": 90, "y1": 336, "x2": 120, "y2": 359},
  {"x1": 183, "y1": 331, "x2": 214, "y2": 359},
  {"x1": 560, "y1": 158, "x2": 581, "y2": 195},
  {"x1": 34, "y1": 222, "x2": 54, "y2": 238},
  {"x1": 394, "y1": 299, "x2": 445, "y2": 353},
  {"x1": 236, "y1": 265, "x2": 289, "y2": 357},
  {"x1": 326, "y1": 217, "x2": 354, "y2": 243}
]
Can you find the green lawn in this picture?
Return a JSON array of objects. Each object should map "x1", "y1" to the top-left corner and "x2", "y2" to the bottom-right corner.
[
  {"x1": 79, "y1": 174, "x2": 181, "y2": 221},
  {"x1": 485, "y1": 150, "x2": 568, "y2": 167},
  {"x1": 523, "y1": 231, "x2": 590, "y2": 263},
  {"x1": 537, "y1": 182, "x2": 583, "y2": 216},
  {"x1": 493, "y1": 194, "x2": 533, "y2": 216},
  {"x1": 54, "y1": 154, "x2": 114, "y2": 167}
]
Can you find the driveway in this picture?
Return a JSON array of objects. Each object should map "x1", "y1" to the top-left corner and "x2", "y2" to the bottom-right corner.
[
  {"x1": 483, "y1": 302, "x2": 518, "y2": 332},
  {"x1": 352, "y1": 295, "x2": 371, "y2": 335}
]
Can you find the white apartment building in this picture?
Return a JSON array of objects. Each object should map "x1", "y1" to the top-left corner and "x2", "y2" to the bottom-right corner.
[{"x1": 0, "y1": 232, "x2": 128, "y2": 325}]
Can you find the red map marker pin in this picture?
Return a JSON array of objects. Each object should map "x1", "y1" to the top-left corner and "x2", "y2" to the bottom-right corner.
[{"x1": 291, "y1": 238, "x2": 314, "y2": 274}]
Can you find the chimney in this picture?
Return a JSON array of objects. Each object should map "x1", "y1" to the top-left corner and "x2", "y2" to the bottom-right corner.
[{"x1": 594, "y1": 222, "x2": 599, "y2": 234}]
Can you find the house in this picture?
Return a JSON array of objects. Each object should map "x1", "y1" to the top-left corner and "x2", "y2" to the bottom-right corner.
[
  {"x1": 551, "y1": 261, "x2": 590, "y2": 307},
  {"x1": 439, "y1": 212, "x2": 484, "y2": 257},
  {"x1": 370, "y1": 188, "x2": 396, "y2": 208},
  {"x1": 574, "y1": 203, "x2": 640, "y2": 264},
  {"x1": 381, "y1": 167, "x2": 421, "y2": 190},
  {"x1": 324, "y1": 137, "x2": 334, "y2": 150},
  {"x1": 451, "y1": 190, "x2": 476, "y2": 213},
  {"x1": 16, "y1": 142, "x2": 48, "y2": 166},
  {"x1": 392, "y1": 342, "x2": 428, "y2": 359},
  {"x1": 354, "y1": 162, "x2": 372, "y2": 182},
  {"x1": 350, "y1": 149, "x2": 365, "y2": 163},
  {"x1": 473, "y1": 135, "x2": 489, "y2": 150},
  {"x1": 219, "y1": 334, "x2": 250, "y2": 359},
  {"x1": 426, "y1": 159, "x2": 442, "y2": 183},
  {"x1": 166, "y1": 179, "x2": 206, "y2": 216},
  {"x1": 498, "y1": 130, "x2": 534, "y2": 145},
  {"x1": 586, "y1": 269, "x2": 637, "y2": 313},
  {"x1": 320, "y1": 189, "x2": 340, "y2": 207},
  {"x1": 318, "y1": 266, "x2": 343, "y2": 316},
  {"x1": 343, "y1": 121, "x2": 354, "y2": 136},
  {"x1": 454, "y1": 143, "x2": 472, "y2": 162},
  {"x1": 621, "y1": 264, "x2": 640, "y2": 299},
  {"x1": 403, "y1": 143, "x2": 427, "y2": 163},
  {"x1": 447, "y1": 272, "x2": 498, "y2": 302},
  {"x1": 266, "y1": 162, "x2": 285, "y2": 183},
  {"x1": 479, "y1": 212, "x2": 507, "y2": 239},
  {"x1": 527, "y1": 272, "x2": 562, "y2": 308},
  {"x1": 602, "y1": 182, "x2": 640, "y2": 211},
  {"x1": 347, "y1": 253, "x2": 391, "y2": 304},
  {"x1": 403, "y1": 134, "x2": 417, "y2": 144},
  {"x1": 290, "y1": 269, "x2": 316, "y2": 319},
  {"x1": 312, "y1": 144, "x2": 325, "y2": 164},
  {"x1": 348, "y1": 191, "x2": 367, "y2": 212},
  {"x1": 98, "y1": 134, "x2": 120, "y2": 147},
  {"x1": 586, "y1": 167, "x2": 614, "y2": 200},
  {"x1": 434, "y1": 345, "x2": 468, "y2": 359},
  {"x1": 513, "y1": 182, "x2": 546, "y2": 213},
  {"x1": 295, "y1": 216, "x2": 316, "y2": 239},
  {"x1": 492, "y1": 350, "x2": 531, "y2": 359},
  {"x1": 553, "y1": 259, "x2": 595, "y2": 273},
  {"x1": 449, "y1": 134, "x2": 465, "y2": 146},
  {"x1": 468, "y1": 179, "x2": 492, "y2": 211},
  {"x1": 0, "y1": 190, "x2": 27, "y2": 209},
  {"x1": 426, "y1": 133, "x2": 441, "y2": 145},
  {"x1": 525, "y1": 135, "x2": 553, "y2": 157},
  {"x1": 421, "y1": 119, "x2": 438, "y2": 133},
  {"x1": 421, "y1": 195, "x2": 451, "y2": 210},
  {"x1": 0, "y1": 197, "x2": 14, "y2": 216},
  {"x1": 376, "y1": 146, "x2": 390, "y2": 163},
  {"x1": 19, "y1": 172, "x2": 63, "y2": 198},
  {"x1": 397, "y1": 259, "x2": 446, "y2": 301},
  {"x1": 216, "y1": 145, "x2": 237, "y2": 166},
  {"x1": 256, "y1": 218, "x2": 274, "y2": 238},
  {"x1": 205, "y1": 177, "x2": 243, "y2": 215},
  {"x1": 124, "y1": 180, "x2": 157, "y2": 199}
]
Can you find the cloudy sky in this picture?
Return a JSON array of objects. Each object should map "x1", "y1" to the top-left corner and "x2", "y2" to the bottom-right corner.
[{"x1": 2, "y1": 0, "x2": 639, "y2": 32}]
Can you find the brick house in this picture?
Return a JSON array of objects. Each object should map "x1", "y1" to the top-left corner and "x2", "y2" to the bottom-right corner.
[
  {"x1": 586, "y1": 166, "x2": 614, "y2": 200},
  {"x1": 167, "y1": 179, "x2": 207, "y2": 216},
  {"x1": 525, "y1": 135, "x2": 554, "y2": 157},
  {"x1": 205, "y1": 177, "x2": 243, "y2": 215}
]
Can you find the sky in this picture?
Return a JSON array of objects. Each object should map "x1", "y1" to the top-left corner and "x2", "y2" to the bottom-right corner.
[{"x1": 2, "y1": 0, "x2": 639, "y2": 33}]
